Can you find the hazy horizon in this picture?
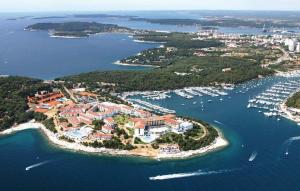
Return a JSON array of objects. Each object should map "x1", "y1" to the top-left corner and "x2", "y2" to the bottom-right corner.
[{"x1": 1, "y1": 0, "x2": 300, "y2": 12}]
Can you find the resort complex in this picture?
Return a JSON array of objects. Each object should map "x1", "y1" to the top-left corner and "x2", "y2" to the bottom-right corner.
[{"x1": 24, "y1": 86, "x2": 223, "y2": 158}]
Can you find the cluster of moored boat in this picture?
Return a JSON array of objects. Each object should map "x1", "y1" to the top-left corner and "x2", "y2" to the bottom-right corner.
[
  {"x1": 142, "y1": 92, "x2": 171, "y2": 100},
  {"x1": 247, "y1": 80, "x2": 300, "y2": 119},
  {"x1": 173, "y1": 87, "x2": 228, "y2": 99},
  {"x1": 235, "y1": 79, "x2": 264, "y2": 94},
  {"x1": 120, "y1": 91, "x2": 171, "y2": 101},
  {"x1": 120, "y1": 86, "x2": 229, "y2": 101},
  {"x1": 127, "y1": 98, "x2": 176, "y2": 114}
]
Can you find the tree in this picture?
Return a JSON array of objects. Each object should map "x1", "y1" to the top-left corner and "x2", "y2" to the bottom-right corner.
[
  {"x1": 33, "y1": 112, "x2": 47, "y2": 122},
  {"x1": 92, "y1": 119, "x2": 104, "y2": 130}
]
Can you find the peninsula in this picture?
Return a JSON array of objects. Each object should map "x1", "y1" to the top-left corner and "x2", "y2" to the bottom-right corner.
[
  {"x1": 0, "y1": 76, "x2": 228, "y2": 159},
  {"x1": 280, "y1": 91, "x2": 300, "y2": 124},
  {"x1": 61, "y1": 29, "x2": 284, "y2": 92},
  {"x1": 25, "y1": 22, "x2": 133, "y2": 38}
]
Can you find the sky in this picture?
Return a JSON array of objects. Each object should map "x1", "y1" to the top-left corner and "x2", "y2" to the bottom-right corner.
[{"x1": 0, "y1": 0, "x2": 300, "y2": 12}]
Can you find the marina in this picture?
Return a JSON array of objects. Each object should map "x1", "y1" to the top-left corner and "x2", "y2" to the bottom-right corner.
[
  {"x1": 127, "y1": 98, "x2": 176, "y2": 114},
  {"x1": 121, "y1": 86, "x2": 230, "y2": 101},
  {"x1": 247, "y1": 79, "x2": 300, "y2": 119}
]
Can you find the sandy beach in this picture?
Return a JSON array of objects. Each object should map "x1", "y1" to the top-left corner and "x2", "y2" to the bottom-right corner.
[
  {"x1": 0, "y1": 121, "x2": 42, "y2": 135},
  {"x1": 0, "y1": 122, "x2": 228, "y2": 160}
]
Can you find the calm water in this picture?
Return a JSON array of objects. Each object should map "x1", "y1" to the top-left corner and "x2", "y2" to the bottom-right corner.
[
  {"x1": 2, "y1": 11, "x2": 299, "y2": 79},
  {"x1": 1, "y1": 76, "x2": 300, "y2": 191},
  {"x1": 1, "y1": 12, "x2": 300, "y2": 191},
  {"x1": 0, "y1": 17, "x2": 162, "y2": 79}
]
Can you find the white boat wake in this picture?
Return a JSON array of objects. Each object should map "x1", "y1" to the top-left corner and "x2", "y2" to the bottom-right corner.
[
  {"x1": 248, "y1": 151, "x2": 258, "y2": 162},
  {"x1": 282, "y1": 136, "x2": 300, "y2": 156},
  {"x1": 149, "y1": 169, "x2": 236, "y2": 181},
  {"x1": 214, "y1": 120, "x2": 223, "y2": 125},
  {"x1": 25, "y1": 160, "x2": 51, "y2": 171}
]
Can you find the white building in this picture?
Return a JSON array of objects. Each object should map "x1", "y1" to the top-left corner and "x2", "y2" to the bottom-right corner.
[
  {"x1": 179, "y1": 122, "x2": 194, "y2": 132},
  {"x1": 285, "y1": 38, "x2": 297, "y2": 52},
  {"x1": 64, "y1": 126, "x2": 93, "y2": 142},
  {"x1": 296, "y1": 42, "x2": 300, "y2": 53}
]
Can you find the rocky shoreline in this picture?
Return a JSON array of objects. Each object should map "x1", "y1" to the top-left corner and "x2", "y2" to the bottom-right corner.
[
  {"x1": 113, "y1": 60, "x2": 158, "y2": 68},
  {"x1": 279, "y1": 103, "x2": 300, "y2": 124},
  {"x1": 0, "y1": 122, "x2": 228, "y2": 160}
]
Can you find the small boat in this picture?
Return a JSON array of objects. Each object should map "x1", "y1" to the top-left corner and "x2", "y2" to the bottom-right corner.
[{"x1": 249, "y1": 151, "x2": 258, "y2": 162}]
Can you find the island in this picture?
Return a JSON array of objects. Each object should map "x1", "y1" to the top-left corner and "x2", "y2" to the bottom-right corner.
[
  {"x1": 32, "y1": 14, "x2": 135, "y2": 20},
  {"x1": 0, "y1": 76, "x2": 228, "y2": 159},
  {"x1": 25, "y1": 22, "x2": 133, "y2": 38}
]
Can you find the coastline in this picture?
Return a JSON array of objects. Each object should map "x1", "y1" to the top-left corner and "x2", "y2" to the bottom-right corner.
[
  {"x1": 156, "y1": 128, "x2": 229, "y2": 160},
  {"x1": 49, "y1": 34, "x2": 84, "y2": 39},
  {"x1": 132, "y1": 39, "x2": 166, "y2": 44},
  {"x1": 113, "y1": 60, "x2": 159, "y2": 68},
  {"x1": 279, "y1": 103, "x2": 300, "y2": 124},
  {"x1": 275, "y1": 69, "x2": 300, "y2": 78},
  {"x1": 0, "y1": 121, "x2": 41, "y2": 135},
  {"x1": 0, "y1": 122, "x2": 228, "y2": 160}
]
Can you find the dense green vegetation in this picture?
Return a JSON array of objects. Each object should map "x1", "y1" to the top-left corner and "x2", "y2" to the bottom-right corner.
[
  {"x1": 33, "y1": 112, "x2": 48, "y2": 122},
  {"x1": 58, "y1": 30, "x2": 273, "y2": 93},
  {"x1": 122, "y1": 32, "x2": 284, "y2": 68},
  {"x1": 26, "y1": 22, "x2": 131, "y2": 37},
  {"x1": 96, "y1": 92, "x2": 130, "y2": 105},
  {"x1": 134, "y1": 32, "x2": 223, "y2": 49},
  {"x1": 134, "y1": 137, "x2": 145, "y2": 144},
  {"x1": 84, "y1": 137, "x2": 136, "y2": 150},
  {"x1": 59, "y1": 135, "x2": 75, "y2": 143},
  {"x1": 43, "y1": 118, "x2": 57, "y2": 133},
  {"x1": 115, "y1": 127, "x2": 129, "y2": 138},
  {"x1": 120, "y1": 47, "x2": 187, "y2": 66},
  {"x1": 155, "y1": 122, "x2": 218, "y2": 151},
  {"x1": 0, "y1": 76, "x2": 51, "y2": 131},
  {"x1": 60, "y1": 56, "x2": 273, "y2": 92},
  {"x1": 92, "y1": 120, "x2": 105, "y2": 130},
  {"x1": 286, "y1": 92, "x2": 300, "y2": 109}
]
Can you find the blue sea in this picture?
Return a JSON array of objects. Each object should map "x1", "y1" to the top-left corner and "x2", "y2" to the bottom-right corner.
[
  {"x1": 1, "y1": 11, "x2": 300, "y2": 191},
  {"x1": 2, "y1": 11, "x2": 299, "y2": 79}
]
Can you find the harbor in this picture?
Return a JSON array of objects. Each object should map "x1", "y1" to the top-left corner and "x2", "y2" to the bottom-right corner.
[
  {"x1": 247, "y1": 79, "x2": 300, "y2": 119},
  {"x1": 121, "y1": 86, "x2": 230, "y2": 101}
]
